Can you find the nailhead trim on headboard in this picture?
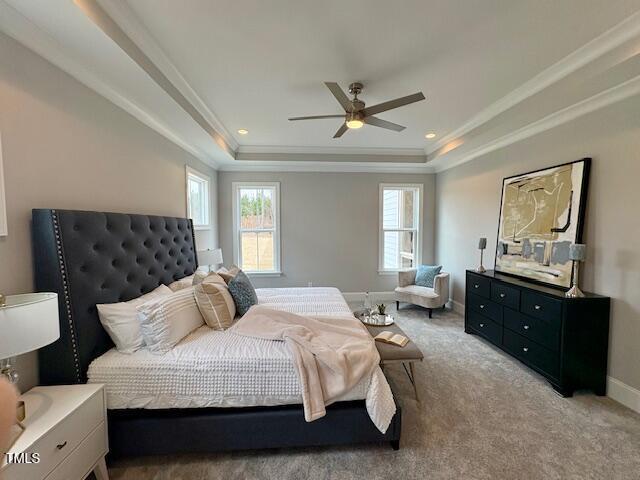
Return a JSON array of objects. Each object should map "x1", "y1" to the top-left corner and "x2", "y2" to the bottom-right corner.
[{"x1": 52, "y1": 209, "x2": 82, "y2": 383}]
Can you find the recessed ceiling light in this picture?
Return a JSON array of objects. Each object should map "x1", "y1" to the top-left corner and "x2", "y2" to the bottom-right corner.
[
  {"x1": 237, "y1": 129, "x2": 249, "y2": 135},
  {"x1": 425, "y1": 132, "x2": 436, "y2": 139}
]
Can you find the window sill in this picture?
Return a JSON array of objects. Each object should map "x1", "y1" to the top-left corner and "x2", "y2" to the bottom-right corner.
[
  {"x1": 378, "y1": 269, "x2": 413, "y2": 275},
  {"x1": 246, "y1": 271, "x2": 282, "y2": 278}
]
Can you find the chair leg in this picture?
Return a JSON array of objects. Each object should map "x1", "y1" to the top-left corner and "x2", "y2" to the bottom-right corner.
[
  {"x1": 396, "y1": 300, "x2": 400, "y2": 310},
  {"x1": 428, "y1": 308, "x2": 432, "y2": 318}
]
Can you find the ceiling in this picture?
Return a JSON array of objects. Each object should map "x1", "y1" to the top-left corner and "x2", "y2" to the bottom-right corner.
[{"x1": 2, "y1": 0, "x2": 640, "y2": 172}]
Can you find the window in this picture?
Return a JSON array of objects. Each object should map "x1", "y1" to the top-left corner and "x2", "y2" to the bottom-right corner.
[
  {"x1": 186, "y1": 166, "x2": 210, "y2": 229},
  {"x1": 379, "y1": 184, "x2": 422, "y2": 272},
  {"x1": 232, "y1": 182, "x2": 281, "y2": 274}
]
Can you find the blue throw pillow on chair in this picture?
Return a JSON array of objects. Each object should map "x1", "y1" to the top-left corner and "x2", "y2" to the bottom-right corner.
[{"x1": 414, "y1": 265, "x2": 442, "y2": 288}]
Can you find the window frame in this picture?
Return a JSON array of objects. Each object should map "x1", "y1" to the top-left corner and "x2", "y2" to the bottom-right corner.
[
  {"x1": 232, "y1": 181, "x2": 281, "y2": 276},
  {"x1": 378, "y1": 183, "x2": 423, "y2": 274},
  {"x1": 185, "y1": 166, "x2": 211, "y2": 230}
]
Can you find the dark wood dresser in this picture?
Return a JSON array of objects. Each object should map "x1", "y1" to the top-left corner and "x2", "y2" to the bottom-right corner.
[{"x1": 465, "y1": 270, "x2": 610, "y2": 397}]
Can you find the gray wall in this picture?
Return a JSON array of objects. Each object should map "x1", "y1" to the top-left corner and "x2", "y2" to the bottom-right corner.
[
  {"x1": 218, "y1": 172, "x2": 436, "y2": 292},
  {"x1": 435, "y1": 94, "x2": 640, "y2": 392},
  {"x1": 0, "y1": 33, "x2": 217, "y2": 391}
]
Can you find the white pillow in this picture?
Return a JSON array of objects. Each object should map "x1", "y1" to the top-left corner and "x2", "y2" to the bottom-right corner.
[
  {"x1": 97, "y1": 284, "x2": 172, "y2": 354},
  {"x1": 137, "y1": 287, "x2": 205, "y2": 354}
]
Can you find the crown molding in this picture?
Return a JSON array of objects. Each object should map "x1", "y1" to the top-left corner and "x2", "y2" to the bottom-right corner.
[
  {"x1": 219, "y1": 160, "x2": 433, "y2": 174},
  {"x1": 0, "y1": 0, "x2": 217, "y2": 168},
  {"x1": 75, "y1": 0, "x2": 235, "y2": 160},
  {"x1": 430, "y1": 73, "x2": 640, "y2": 172},
  {"x1": 428, "y1": 11, "x2": 640, "y2": 157},
  {"x1": 95, "y1": 0, "x2": 238, "y2": 152},
  {"x1": 236, "y1": 145, "x2": 427, "y2": 164}
]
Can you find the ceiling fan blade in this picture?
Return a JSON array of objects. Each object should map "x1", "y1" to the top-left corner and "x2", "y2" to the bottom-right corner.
[
  {"x1": 362, "y1": 92, "x2": 425, "y2": 117},
  {"x1": 288, "y1": 114, "x2": 345, "y2": 121},
  {"x1": 364, "y1": 116, "x2": 406, "y2": 132},
  {"x1": 324, "y1": 82, "x2": 351, "y2": 111},
  {"x1": 333, "y1": 123, "x2": 348, "y2": 138}
]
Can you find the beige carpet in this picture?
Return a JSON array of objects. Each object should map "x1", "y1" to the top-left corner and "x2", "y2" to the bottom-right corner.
[{"x1": 108, "y1": 306, "x2": 640, "y2": 480}]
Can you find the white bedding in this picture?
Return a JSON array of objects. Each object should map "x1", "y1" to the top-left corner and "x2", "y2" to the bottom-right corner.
[{"x1": 88, "y1": 287, "x2": 396, "y2": 431}]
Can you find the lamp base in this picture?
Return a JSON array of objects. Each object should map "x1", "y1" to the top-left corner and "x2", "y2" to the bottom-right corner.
[
  {"x1": 2, "y1": 358, "x2": 27, "y2": 449},
  {"x1": 565, "y1": 285, "x2": 585, "y2": 298},
  {"x1": 476, "y1": 265, "x2": 486, "y2": 273}
]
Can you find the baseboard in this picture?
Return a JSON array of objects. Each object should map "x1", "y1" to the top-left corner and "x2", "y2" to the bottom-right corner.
[
  {"x1": 342, "y1": 291, "x2": 396, "y2": 303},
  {"x1": 607, "y1": 376, "x2": 640, "y2": 413},
  {"x1": 451, "y1": 299, "x2": 465, "y2": 315}
]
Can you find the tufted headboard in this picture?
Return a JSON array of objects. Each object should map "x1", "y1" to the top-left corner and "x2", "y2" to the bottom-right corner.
[{"x1": 32, "y1": 209, "x2": 198, "y2": 385}]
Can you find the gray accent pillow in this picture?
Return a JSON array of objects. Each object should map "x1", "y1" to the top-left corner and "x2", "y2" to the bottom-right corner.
[
  {"x1": 227, "y1": 270, "x2": 258, "y2": 316},
  {"x1": 414, "y1": 265, "x2": 442, "y2": 288}
]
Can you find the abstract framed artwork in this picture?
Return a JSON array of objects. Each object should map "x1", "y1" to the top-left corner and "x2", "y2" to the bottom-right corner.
[{"x1": 494, "y1": 158, "x2": 591, "y2": 289}]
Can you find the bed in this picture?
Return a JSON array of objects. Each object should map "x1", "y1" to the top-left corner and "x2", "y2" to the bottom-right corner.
[{"x1": 32, "y1": 209, "x2": 401, "y2": 457}]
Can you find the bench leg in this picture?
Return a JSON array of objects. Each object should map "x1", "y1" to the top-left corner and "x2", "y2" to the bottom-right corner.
[
  {"x1": 428, "y1": 308, "x2": 432, "y2": 318},
  {"x1": 396, "y1": 300, "x2": 399, "y2": 310},
  {"x1": 390, "y1": 440, "x2": 400, "y2": 450}
]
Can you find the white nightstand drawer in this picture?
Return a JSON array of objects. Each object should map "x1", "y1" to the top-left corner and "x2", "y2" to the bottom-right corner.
[
  {"x1": 3, "y1": 389, "x2": 104, "y2": 480},
  {"x1": 44, "y1": 422, "x2": 107, "y2": 480}
]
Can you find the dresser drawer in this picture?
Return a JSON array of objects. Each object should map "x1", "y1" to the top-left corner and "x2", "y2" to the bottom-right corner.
[
  {"x1": 521, "y1": 291, "x2": 562, "y2": 322},
  {"x1": 491, "y1": 282, "x2": 520, "y2": 309},
  {"x1": 44, "y1": 422, "x2": 107, "y2": 480},
  {"x1": 3, "y1": 390, "x2": 104, "y2": 480},
  {"x1": 503, "y1": 329, "x2": 560, "y2": 379},
  {"x1": 503, "y1": 308, "x2": 560, "y2": 351},
  {"x1": 467, "y1": 273, "x2": 491, "y2": 299},
  {"x1": 467, "y1": 293, "x2": 502, "y2": 324},
  {"x1": 467, "y1": 309, "x2": 502, "y2": 345}
]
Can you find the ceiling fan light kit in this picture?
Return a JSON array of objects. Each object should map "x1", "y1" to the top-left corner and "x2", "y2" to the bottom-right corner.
[{"x1": 289, "y1": 82, "x2": 425, "y2": 138}]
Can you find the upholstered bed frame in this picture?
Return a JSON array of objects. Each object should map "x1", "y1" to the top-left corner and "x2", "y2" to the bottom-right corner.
[{"x1": 32, "y1": 209, "x2": 401, "y2": 457}]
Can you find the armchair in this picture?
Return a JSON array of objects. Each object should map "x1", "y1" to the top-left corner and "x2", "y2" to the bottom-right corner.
[{"x1": 395, "y1": 269, "x2": 450, "y2": 318}]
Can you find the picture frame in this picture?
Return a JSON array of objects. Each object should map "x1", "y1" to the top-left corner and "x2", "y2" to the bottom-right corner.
[{"x1": 494, "y1": 158, "x2": 591, "y2": 289}]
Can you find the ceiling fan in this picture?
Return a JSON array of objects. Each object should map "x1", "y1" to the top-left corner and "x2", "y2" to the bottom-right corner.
[{"x1": 288, "y1": 82, "x2": 425, "y2": 138}]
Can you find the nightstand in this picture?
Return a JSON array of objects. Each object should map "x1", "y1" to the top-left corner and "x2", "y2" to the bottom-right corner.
[{"x1": 1, "y1": 384, "x2": 109, "y2": 480}]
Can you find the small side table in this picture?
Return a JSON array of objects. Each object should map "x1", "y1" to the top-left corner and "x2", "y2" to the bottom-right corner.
[{"x1": 1, "y1": 384, "x2": 109, "y2": 480}]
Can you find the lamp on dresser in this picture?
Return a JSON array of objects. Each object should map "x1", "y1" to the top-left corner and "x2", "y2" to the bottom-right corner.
[{"x1": 0, "y1": 292, "x2": 59, "y2": 441}]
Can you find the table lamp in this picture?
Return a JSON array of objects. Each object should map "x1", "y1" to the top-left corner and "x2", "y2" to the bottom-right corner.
[
  {"x1": 566, "y1": 244, "x2": 586, "y2": 298},
  {"x1": 0, "y1": 292, "x2": 60, "y2": 442},
  {"x1": 476, "y1": 237, "x2": 487, "y2": 273},
  {"x1": 198, "y1": 248, "x2": 223, "y2": 271}
]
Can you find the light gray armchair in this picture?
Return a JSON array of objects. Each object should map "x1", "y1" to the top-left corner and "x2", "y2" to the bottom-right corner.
[{"x1": 395, "y1": 269, "x2": 450, "y2": 318}]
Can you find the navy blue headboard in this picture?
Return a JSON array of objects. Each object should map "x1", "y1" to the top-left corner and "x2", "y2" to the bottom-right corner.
[{"x1": 32, "y1": 209, "x2": 198, "y2": 384}]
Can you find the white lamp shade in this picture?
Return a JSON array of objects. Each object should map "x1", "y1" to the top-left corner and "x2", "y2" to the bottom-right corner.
[
  {"x1": 198, "y1": 248, "x2": 223, "y2": 266},
  {"x1": 0, "y1": 293, "x2": 60, "y2": 359}
]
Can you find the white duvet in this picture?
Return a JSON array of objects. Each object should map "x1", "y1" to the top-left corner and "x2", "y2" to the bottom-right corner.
[{"x1": 88, "y1": 287, "x2": 396, "y2": 432}]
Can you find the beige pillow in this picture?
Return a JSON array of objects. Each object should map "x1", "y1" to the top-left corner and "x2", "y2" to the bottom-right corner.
[
  {"x1": 194, "y1": 275, "x2": 236, "y2": 330},
  {"x1": 137, "y1": 287, "x2": 205, "y2": 354},
  {"x1": 97, "y1": 284, "x2": 172, "y2": 354},
  {"x1": 168, "y1": 274, "x2": 195, "y2": 292},
  {"x1": 192, "y1": 269, "x2": 209, "y2": 286},
  {"x1": 217, "y1": 266, "x2": 240, "y2": 284}
]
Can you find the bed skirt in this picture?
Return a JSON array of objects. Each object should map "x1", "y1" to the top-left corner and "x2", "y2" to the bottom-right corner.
[{"x1": 108, "y1": 399, "x2": 402, "y2": 458}]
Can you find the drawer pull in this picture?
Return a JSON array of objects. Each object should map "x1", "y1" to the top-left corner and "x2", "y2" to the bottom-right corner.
[
  {"x1": 56, "y1": 441, "x2": 67, "y2": 450},
  {"x1": 523, "y1": 347, "x2": 529, "y2": 352},
  {"x1": 534, "y1": 305, "x2": 541, "y2": 310},
  {"x1": 474, "y1": 284, "x2": 479, "y2": 289},
  {"x1": 500, "y1": 293, "x2": 506, "y2": 298},
  {"x1": 523, "y1": 325, "x2": 530, "y2": 330},
  {"x1": 479, "y1": 323, "x2": 485, "y2": 328},
  {"x1": 480, "y1": 304, "x2": 485, "y2": 309}
]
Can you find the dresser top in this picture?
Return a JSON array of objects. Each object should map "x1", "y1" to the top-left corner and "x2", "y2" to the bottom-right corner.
[{"x1": 466, "y1": 269, "x2": 607, "y2": 299}]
